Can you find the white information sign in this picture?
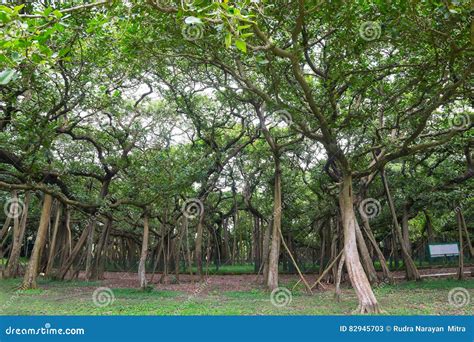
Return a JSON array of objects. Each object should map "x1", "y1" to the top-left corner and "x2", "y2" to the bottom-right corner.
[{"x1": 428, "y1": 244, "x2": 459, "y2": 257}]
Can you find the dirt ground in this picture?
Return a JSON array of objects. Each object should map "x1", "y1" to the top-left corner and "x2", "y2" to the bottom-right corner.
[{"x1": 81, "y1": 266, "x2": 474, "y2": 294}]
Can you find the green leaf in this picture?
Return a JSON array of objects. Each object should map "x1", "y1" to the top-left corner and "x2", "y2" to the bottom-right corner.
[
  {"x1": 0, "y1": 54, "x2": 11, "y2": 65},
  {"x1": 0, "y1": 6, "x2": 14, "y2": 14},
  {"x1": 31, "y1": 53, "x2": 42, "y2": 63},
  {"x1": 225, "y1": 33, "x2": 232, "y2": 48},
  {"x1": 228, "y1": 7, "x2": 240, "y2": 16},
  {"x1": 235, "y1": 39, "x2": 247, "y2": 53},
  {"x1": 13, "y1": 4, "x2": 25, "y2": 13},
  {"x1": 58, "y1": 47, "x2": 70, "y2": 57},
  {"x1": 44, "y1": 7, "x2": 53, "y2": 16},
  {"x1": 53, "y1": 10, "x2": 62, "y2": 18},
  {"x1": 0, "y1": 69, "x2": 17, "y2": 85},
  {"x1": 237, "y1": 25, "x2": 251, "y2": 30},
  {"x1": 0, "y1": 12, "x2": 9, "y2": 23}
]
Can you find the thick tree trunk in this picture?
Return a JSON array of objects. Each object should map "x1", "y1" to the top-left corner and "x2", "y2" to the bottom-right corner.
[
  {"x1": 45, "y1": 202, "x2": 62, "y2": 276},
  {"x1": 138, "y1": 213, "x2": 150, "y2": 289},
  {"x1": 22, "y1": 194, "x2": 53, "y2": 289},
  {"x1": 267, "y1": 160, "x2": 282, "y2": 290},
  {"x1": 380, "y1": 169, "x2": 420, "y2": 281},
  {"x1": 340, "y1": 175, "x2": 381, "y2": 313}
]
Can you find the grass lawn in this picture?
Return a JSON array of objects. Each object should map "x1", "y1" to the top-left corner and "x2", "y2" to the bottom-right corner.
[{"x1": 0, "y1": 277, "x2": 472, "y2": 315}]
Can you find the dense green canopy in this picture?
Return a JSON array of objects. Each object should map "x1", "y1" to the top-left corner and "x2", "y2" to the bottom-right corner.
[{"x1": 0, "y1": 0, "x2": 472, "y2": 313}]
